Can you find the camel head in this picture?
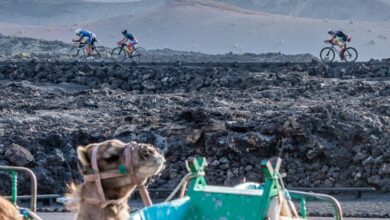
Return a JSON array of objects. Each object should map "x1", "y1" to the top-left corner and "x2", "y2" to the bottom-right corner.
[{"x1": 77, "y1": 139, "x2": 165, "y2": 198}]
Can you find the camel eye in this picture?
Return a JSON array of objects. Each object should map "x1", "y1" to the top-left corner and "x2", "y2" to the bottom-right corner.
[
  {"x1": 147, "y1": 148, "x2": 155, "y2": 155},
  {"x1": 140, "y1": 149, "x2": 152, "y2": 160},
  {"x1": 104, "y1": 155, "x2": 120, "y2": 163}
]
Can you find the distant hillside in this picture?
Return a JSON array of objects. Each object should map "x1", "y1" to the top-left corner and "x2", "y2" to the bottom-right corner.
[
  {"x1": 0, "y1": 34, "x2": 71, "y2": 57},
  {"x1": 218, "y1": 0, "x2": 390, "y2": 21},
  {"x1": 0, "y1": 0, "x2": 164, "y2": 25}
]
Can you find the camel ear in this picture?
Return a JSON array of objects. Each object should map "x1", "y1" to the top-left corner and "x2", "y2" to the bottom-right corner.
[{"x1": 77, "y1": 145, "x2": 90, "y2": 166}]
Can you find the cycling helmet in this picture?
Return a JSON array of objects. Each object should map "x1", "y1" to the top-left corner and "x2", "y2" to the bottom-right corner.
[
  {"x1": 122, "y1": 29, "x2": 128, "y2": 35},
  {"x1": 75, "y1": 28, "x2": 82, "y2": 35}
]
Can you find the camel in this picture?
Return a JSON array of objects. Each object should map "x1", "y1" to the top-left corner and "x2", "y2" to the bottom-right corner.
[
  {"x1": 67, "y1": 139, "x2": 165, "y2": 220},
  {"x1": 0, "y1": 196, "x2": 22, "y2": 220}
]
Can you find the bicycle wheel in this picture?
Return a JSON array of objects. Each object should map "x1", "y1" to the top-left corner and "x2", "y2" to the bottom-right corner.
[
  {"x1": 111, "y1": 47, "x2": 127, "y2": 62},
  {"x1": 320, "y1": 47, "x2": 335, "y2": 62},
  {"x1": 131, "y1": 47, "x2": 148, "y2": 62},
  {"x1": 69, "y1": 46, "x2": 85, "y2": 61},
  {"x1": 344, "y1": 47, "x2": 358, "y2": 62}
]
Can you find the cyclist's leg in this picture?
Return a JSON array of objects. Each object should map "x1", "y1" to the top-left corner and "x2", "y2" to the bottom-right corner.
[
  {"x1": 331, "y1": 38, "x2": 338, "y2": 45},
  {"x1": 92, "y1": 38, "x2": 98, "y2": 51},
  {"x1": 338, "y1": 39, "x2": 347, "y2": 60},
  {"x1": 127, "y1": 41, "x2": 137, "y2": 55},
  {"x1": 340, "y1": 43, "x2": 346, "y2": 56},
  {"x1": 334, "y1": 37, "x2": 346, "y2": 59},
  {"x1": 86, "y1": 38, "x2": 94, "y2": 56}
]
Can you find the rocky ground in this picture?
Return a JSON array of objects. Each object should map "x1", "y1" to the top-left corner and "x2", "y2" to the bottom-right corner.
[{"x1": 0, "y1": 60, "x2": 388, "y2": 199}]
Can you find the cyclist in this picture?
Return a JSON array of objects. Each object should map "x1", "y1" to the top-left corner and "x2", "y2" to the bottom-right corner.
[
  {"x1": 117, "y1": 29, "x2": 138, "y2": 55},
  {"x1": 73, "y1": 28, "x2": 98, "y2": 56},
  {"x1": 325, "y1": 28, "x2": 352, "y2": 61}
]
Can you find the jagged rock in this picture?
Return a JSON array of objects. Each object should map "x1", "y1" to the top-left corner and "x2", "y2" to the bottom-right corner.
[
  {"x1": 379, "y1": 178, "x2": 390, "y2": 191},
  {"x1": 379, "y1": 164, "x2": 390, "y2": 176},
  {"x1": 225, "y1": 120, "x2": 256, "y2": 132},
  {"x1": 363, "y1": 156, "x2": 375, "y2": 166},
  {"x1": 306, "y1": 139, "x2": 325, "y2": 160},
  {"x1": 186, "y1": 129, "x2": 203, "y2": 144},
  {"x1": 4, "y1": 143, "x2": 34, "y2": 166},
  {"x1": 367, "y1": 175, "x2": 382, "y2": 185},
  {"x1": 226, "y1": 132, "x2": 275, "y2": 154},
  {"x1": 142, "y1": 80, "x2": 156, "y2": 90}
]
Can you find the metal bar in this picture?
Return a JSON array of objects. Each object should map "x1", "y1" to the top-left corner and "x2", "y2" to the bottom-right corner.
[
  {"x1": 148, "y1": 187, "x2": 375, "y2": 193},
  {"x1": 289, "y1": 190, "x2": 343, "y2": 220},
  {"x1": 11, "y1": 171, "x2": 17, "y2": 205},
  {"x1": 23, "y1": 209, "x2": 42, "y2": 220},
  {"x1": 300, "y1": 198, "x2": 307, "y2": 219},
  {"x1": 123, "y1": 187, "x2": 377, "y2": 194},
  {"x1": 290, "y1": 187, "x2": 375, "y2": 199},
  {"x1": 290, "y1": 187, "x2": 375, "y2": 192},
  {"x1": 274, "y1": 158, "x2": 282, "y2": 173},
  {"x1": 0, "y1": 166, "x2": 38, "y2": 213},
  {"x1": 4, "y1": 194, "x2": 61, "y2": 200}
]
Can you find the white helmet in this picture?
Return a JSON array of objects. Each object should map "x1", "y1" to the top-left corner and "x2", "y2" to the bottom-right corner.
[{"x1": 75, "y1": 28, "x2": 82, "y2": 35}]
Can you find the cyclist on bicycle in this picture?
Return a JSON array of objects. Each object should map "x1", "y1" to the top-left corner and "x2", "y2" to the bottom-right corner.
[
  {"x1": 325, "y1": 28, "x2": 352, "y2": 61},
  {"x1": 73, "y1": 28, "x2": 98, "y2": 56},
  {"x1": 117, "y1": 29, "x2": 138, "y2": 55}
]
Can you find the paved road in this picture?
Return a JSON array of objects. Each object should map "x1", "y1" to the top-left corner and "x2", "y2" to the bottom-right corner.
[
  {"x1": 38, "y1": 213, "x2": 73, "y2": 220},
  {"x1": 37, "y1": 213, "x2": 390, "y2": 220}
]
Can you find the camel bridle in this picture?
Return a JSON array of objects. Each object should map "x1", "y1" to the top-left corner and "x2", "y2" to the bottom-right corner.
[{"x1": 82, "y1": 143, "x2": 153, "y2": 208}]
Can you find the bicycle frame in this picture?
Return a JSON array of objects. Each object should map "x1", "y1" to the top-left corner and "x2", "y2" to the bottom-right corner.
[
  {"x1": 118, "y1": 43, "x2": 133, "y2": 56},
  {"x1": 76, "y1": 42, "x2": 98, "y2": 52},
  {"x1": 326, "y1": 42, "x2": 344, "y2": 53}
]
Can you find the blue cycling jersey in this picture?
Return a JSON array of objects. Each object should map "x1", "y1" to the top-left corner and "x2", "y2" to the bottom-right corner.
[
  {"x1": 78, "y1": 30, "x2": 97, "y2": 44},
  {"x1": 79, "y1": 30, "x2": 93, "y2": 39}
]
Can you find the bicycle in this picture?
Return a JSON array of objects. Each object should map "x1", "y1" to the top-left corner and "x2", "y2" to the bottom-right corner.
[
  {"x1": 110, "y1": 43, "x2": 147, "y2": 62},
  {"x1": 69, "y1": 42, "x2": 102, "y2": 62},
  {"x1": 320, "y1": 40, "x2": 358, "y2": 63}
]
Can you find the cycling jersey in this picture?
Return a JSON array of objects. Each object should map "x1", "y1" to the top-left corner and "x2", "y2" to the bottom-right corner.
[
  {"x1": 79, "y1": 30, "x2": 97, "y2": 45},
  {"x1": 124, "y1": 33, "x2": 138, "y2": 45},
  {"x1": 332, "y1": 30, "x2": 348, "y2": 42},
  {"x1": 124, "y1": 33, "x2": 134, "y2": 41}
]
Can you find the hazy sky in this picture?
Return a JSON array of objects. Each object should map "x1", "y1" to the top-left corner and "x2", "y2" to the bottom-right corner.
[{"x1": 84, "y1": 0, "x2": 140, "y2": 2}]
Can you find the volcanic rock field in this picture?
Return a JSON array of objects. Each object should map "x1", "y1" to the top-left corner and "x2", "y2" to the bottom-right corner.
[{"x1": 0, "y1": 60, "x2": 389, "y2": 197}]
